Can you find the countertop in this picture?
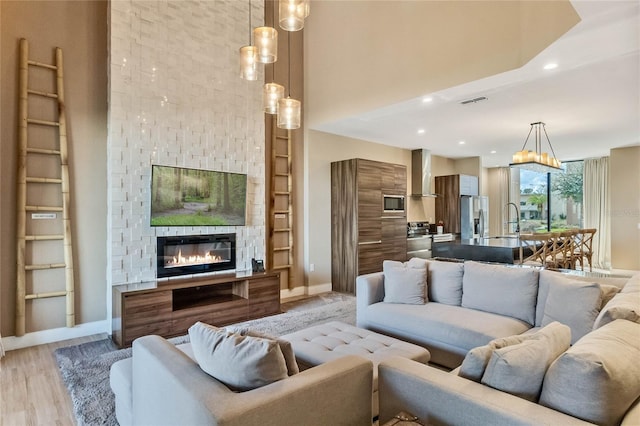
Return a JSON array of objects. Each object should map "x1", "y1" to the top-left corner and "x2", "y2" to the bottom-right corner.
[
  {"x1": 431, "y1": 236, "x2": 527, "y2": 264},
  {"x1": 458, "y1": 237, "x2": 522, "y2": 248}
]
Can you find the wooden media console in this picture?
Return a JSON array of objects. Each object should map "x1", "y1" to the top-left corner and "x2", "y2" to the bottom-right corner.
[{"x1": 111, "y1": 271, "x2": 280, "y2": 348}]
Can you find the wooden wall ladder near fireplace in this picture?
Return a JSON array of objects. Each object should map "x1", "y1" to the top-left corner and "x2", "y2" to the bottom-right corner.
[
  {"x1": 268, "y1": 115, "x2": 294, "y2": 287},
  {"x1": 14, "y1": 39, "x2": 75, "y2": 336}
]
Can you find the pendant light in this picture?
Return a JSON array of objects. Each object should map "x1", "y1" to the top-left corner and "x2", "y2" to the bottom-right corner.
[
  {"x1": 263, "y1": 1, "x2": 284, "y2": 113},
  {"x1": 254, "y1": 26, "x2": 277, "y2": 64},
  {"x1": 277, "y1": 31, "x2": 301, "y2": 129},
  {"x1": 509, "y1": 122, "x2": 563, "y2": 173},
  {"x1": 279, "y1": 0, "x2": 310, "y2": 32},
  {"x1": 240, "y1": 0, "x2": 258, "y2": 80}
]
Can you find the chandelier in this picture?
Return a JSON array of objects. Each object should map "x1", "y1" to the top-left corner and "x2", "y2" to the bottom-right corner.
[{"x1": 510, "y1": 122, "x2": 563, "y2": 173}]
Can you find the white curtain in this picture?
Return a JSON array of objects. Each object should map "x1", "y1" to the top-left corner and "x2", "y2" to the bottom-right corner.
[{"x1": 584, "y1": 157, "x2": 611, "y2": 270}]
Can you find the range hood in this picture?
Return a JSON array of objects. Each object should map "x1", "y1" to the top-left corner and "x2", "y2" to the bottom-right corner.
[{"x1": 411, "y1": 149, "x2": 437, "y2": 197}]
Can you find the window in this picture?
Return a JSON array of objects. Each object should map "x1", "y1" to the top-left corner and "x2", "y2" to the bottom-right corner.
[{"x1": 511, "y1": 161, "x2": 583, "y2": 232}]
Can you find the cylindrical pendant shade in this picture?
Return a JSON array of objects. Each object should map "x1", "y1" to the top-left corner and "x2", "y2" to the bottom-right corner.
[
  {"x1": 239, "y1": 45, "x2": 258, "y2": 80},
  {"x1": 263, "y1": 83, "x2": 285, "y2": 114},
  {"x1": 279, "y1": 0, "x2": 309, "y2": 31},
  {"x1": 254, "y1": 27, "x2": 278, "y2": 64},
  {"x1": 277, "y1": 97, "x2": 301, "y2": 129}
]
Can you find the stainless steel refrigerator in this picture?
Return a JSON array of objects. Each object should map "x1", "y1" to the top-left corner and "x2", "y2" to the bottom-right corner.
[{"x1": 461, "y1": 196, "x2": 489, "y2": 240}]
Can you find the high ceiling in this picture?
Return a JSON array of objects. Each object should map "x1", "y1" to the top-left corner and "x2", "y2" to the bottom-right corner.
[{"x1": 312, "y1": 1, "x2": 640, "y2": 168}]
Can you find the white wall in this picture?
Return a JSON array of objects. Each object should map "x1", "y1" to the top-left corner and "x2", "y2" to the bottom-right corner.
[{"x1": 108, "y1": 0, "x2": 266, "y2": 288}]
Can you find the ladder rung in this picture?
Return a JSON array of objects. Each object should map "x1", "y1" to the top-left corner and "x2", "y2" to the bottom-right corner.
[
  {"x1": 276, "y1": 136, "x2": 289, "y2": 140},
  {"x1": 25, "y1": 234, "x2": 64, "y2": 241},
  {"x1": 273, "y1": 210, "x2": 290, "y2": 214},
  {"x1": 27, "y1": 60, "x2": 57, "y2": 70},
  {"x1": 274, "y1": 191, "x2": 290, "y2": 195},
  {"x1": 27, "y1": 89, "x2": 58, "y2": 99},
  {"x1": 26, "y1": 205, "x2": 63, "y2": 212},
  {"x1": 26, "y1": 177, "x2": 62, "y2": 184},
  {"x1": 25, "y1": 291, "x2": 67, "y2": 300},
  {"x1": 272, "y1": 264, "x2": 293, "y2": 270},
  {"x1": 25, "y1": 263, "x2": 66, "y2": 271},
  {"x1": 273, "y1": 228, "x2": 291, "y2": 232},
  {"x1": 274, "y1": 173, "x2": 289, "y2": 177},
  {"x1": 274, "y1": 246, "x2": 292, "y2": 252},
  {"x1": 27, "y1": 147, "x2": 61, "y2": 155},
  {"x1": 275, "y1": 154, "x2": 290, "y2": 158},
  {"x1": 27, "y1": 118, "x2": 60, "y2": 127}
]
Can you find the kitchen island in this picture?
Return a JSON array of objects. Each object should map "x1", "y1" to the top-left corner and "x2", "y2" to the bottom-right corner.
[{"x1": 431, "y1": 237, "x2": 528, "y2": 264}]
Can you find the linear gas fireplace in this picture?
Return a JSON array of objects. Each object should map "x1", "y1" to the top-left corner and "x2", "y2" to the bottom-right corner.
[{"x1": 157, "y1": 233, "x2": 236, "y2": 278}]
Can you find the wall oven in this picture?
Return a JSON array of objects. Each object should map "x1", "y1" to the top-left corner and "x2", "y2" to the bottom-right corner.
[{"x1": 383, "y1": 194, "x2": 405, "y2": 213}]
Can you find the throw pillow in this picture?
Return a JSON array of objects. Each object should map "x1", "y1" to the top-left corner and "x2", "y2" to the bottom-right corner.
[
  {"x1": 540, "y1": 320, "x2": 640, "y2": 426},
  {"x1": 461, "y1": 261, "x2": 539, "y2": 325},
  {"x1": 599, "y1": 284, "x2": 621, "y2": 308},
  {"x1": 383, "y1": 258, "x2": 427, "y2": 304},
  {"x1": 188, "y1": 322, "x2": 288, "y2": 391},
  {"x1": 458, "y1": 334, "x2": 528, "y2": 382},
  {"x1": 592, "y1": 291, "x2": 640, "y2": 330},
  {"x1": 426, "y1": 260, "x2": 464, "y2": 306},
  {"x1": 541, "y1": 279, "x2": 602, "y2": 344},
  {"x1": 480, "y1": 322, "x2": 571, "y2": 402},
  {"x1": 225, "y1": 326, "x2": 299, "y2": 376}
]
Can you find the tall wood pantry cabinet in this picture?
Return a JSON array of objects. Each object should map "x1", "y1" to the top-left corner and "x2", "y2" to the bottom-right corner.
[
  {"x1": 434, "y1": 174, "x2": 478, "y2": 234},
  {"x1": 331, "y1": 159, "x2": 407, "y2": 294}
]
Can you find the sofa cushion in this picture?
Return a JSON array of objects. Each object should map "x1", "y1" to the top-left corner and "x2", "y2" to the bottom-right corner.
[
  {"x1": 480, "y1": 322, "x2": 571, "y2": 402},
  {"x1": 363, "y1": 302, "x2": 531, "y2": 356},
  {"x1": 426, "y1": 260, "x2": 464, "y2": 306},
  {"x1": 540, "y1": 320, "x2": 640, "y2": 426},
  {"x1": 622, "y1": 273, "x2": 640, "y2": 293},
  {"x1": 458, "y1": 334, "x2": 528, "y2": 382},
  {"x1": 383, "y1": 258, "x2": 427, "y2": 305},
  {"x1": 462, "y1": 261, "x2": 539, "y2": 325},
  {"x1": 188, "y1": 321, "x2": 288, "y2": 391},
  {"x1": 225, "y1": 326, "x2": 299, "y2": 376},
  {"x1": 593, "y1": 291, "x2": 640, "y2": 330},
  {"x1": 541, "y1": 278, "x2": 602, "y2": 344}
]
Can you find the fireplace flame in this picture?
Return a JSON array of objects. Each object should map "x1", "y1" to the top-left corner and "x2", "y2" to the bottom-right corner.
[{"x1": 166, "y1": 249, "x2": 225, "y2": 268}]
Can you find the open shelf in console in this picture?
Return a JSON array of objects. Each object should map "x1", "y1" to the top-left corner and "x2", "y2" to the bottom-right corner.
[{"x1": 172, "y1": 281, "x2": 247, "y2": 311}]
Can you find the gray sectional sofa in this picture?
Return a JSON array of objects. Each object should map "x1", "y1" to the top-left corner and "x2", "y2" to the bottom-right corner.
[
  {"x1": 110, "y1": 334, "x2": 373, "y2": 426},
  {"x1": 357, "y1": 259, "x2": 640, "y2": 425}
]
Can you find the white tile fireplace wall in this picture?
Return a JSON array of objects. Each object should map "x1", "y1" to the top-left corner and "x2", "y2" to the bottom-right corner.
[{"x1": 107, "y1": 0, "x2": 265, "y2": 287}]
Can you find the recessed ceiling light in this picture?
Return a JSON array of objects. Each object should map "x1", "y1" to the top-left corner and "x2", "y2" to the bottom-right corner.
[
  {"x1": 422, "y1": 97, "x2": 433, "y2": 103},
  {"x1": 490, "y1": 150, "x2": 496, "y2": 154},
  {"x1": 417, "y1": 129, "x2": 426, "y2": 135},
  {"x1": 544, "y1": 63, "x2": 558, "y2": 70},
  {"x1": 458, "y1": 141, "x2": 465, "y2": 145}
]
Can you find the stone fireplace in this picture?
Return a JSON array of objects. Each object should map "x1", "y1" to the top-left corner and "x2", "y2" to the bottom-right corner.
[{"x1": 157, "y1": 234, "x2": 236, "y2": 278}]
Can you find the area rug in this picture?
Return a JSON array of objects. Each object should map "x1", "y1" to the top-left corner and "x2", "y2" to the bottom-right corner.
[{"x1": 55, "y1": 294, "x2": 355, "y2": 426}]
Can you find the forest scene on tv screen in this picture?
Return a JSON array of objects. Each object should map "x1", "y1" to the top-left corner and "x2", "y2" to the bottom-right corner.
[{"x1": 151, "y1": 165, "x2": 247, "y2": 226}]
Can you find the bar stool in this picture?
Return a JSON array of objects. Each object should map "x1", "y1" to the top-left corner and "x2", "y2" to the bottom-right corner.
[
  {"x1": 518, "y1": 233, "x2": 555, "y2": 267},
  {"x1": 547, "y1": 230, "x2": 578, "y2": 269},
  {"x1": 573, "y1": 228, "x2": 597, "y2": 271}
]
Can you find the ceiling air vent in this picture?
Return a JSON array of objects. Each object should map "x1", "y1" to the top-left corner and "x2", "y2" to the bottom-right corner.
[{"x1": 460, "y1": 96, "x2": 488, "y2": 105}]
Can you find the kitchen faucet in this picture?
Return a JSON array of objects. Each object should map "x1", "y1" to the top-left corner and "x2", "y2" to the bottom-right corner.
[{"x1": 506, "y1": 202, "x2": 521, "y2": 237}]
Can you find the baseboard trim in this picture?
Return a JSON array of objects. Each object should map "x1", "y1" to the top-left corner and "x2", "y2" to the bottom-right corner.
[
  {"x1": 1, "y1": 320, "x2": 110, "y2": 352},
  {"x1": 280, "y1": 282, "x2": 333, "y2": 299}
]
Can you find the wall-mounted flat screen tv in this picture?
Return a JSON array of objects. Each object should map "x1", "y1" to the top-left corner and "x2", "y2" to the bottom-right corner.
[{"x1": 151, "y1": 165, "x2": 247, "y2": 226}]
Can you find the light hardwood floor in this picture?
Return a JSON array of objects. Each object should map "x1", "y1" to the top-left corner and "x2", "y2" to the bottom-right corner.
[{"x1": 0, "y1": 333, "x2": 107, "y2": 426}]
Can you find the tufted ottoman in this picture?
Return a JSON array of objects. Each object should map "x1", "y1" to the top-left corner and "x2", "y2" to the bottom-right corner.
[{"x1": 281, "y1": 321, "x2": 430, "y2": 418}]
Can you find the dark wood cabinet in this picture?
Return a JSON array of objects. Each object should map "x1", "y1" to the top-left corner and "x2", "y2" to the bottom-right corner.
[
  {"x1": 331, "y1": 159, "x2": 407, "y2": 294},
  {"x1": 434, "y1": 174, "x2": 478, "y2": 234},
  {"x1": 112, "y1": 271, "x2": 280, "y2": 348}
]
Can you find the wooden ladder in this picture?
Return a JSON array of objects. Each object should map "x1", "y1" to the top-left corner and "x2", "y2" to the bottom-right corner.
[
  {"x1": 268, "y1": 115, "x2": 294, "y2": 287},
  {"x1": 15, "y1": 39, "x2": 75, "y2": 336}
]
